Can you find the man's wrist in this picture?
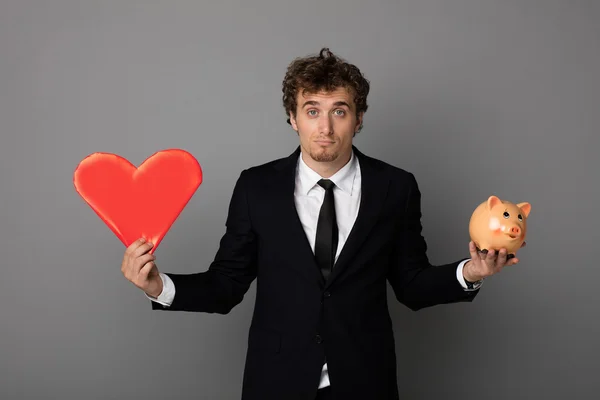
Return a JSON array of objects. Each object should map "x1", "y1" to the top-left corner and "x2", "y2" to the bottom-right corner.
[
  {"x1": 145, "y1": 277, "x2": 164, "y2": 299},
  {"x1": 463, "y1": 261, "x2": 482, "y2": 283}
]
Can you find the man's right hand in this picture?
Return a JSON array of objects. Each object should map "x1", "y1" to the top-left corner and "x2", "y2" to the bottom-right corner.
[{"x1": 121, "y1": 238, "x2": 163, "y2": 298}]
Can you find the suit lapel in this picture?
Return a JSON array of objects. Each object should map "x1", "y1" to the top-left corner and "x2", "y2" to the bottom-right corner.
[
  {"x1": 272, "y1": 146, "x2": 326, "y2": 287},
  {"x1": 325, "y1": 146, "x2": 390, "y2": 288}
]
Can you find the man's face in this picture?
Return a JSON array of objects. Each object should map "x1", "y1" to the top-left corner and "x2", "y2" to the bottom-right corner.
[{"x1": 289, "y1": 87, "x2": 363, "y2": 164}]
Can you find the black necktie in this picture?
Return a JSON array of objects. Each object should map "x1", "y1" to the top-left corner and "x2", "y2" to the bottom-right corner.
[{"x1": 315, "y1": 179, "x2": 338, "y2": 281}]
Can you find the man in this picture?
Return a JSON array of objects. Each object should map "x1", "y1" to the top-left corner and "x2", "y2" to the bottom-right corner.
[{"x1": 121, "y1": 48, "x2": 523, "y2": 400}]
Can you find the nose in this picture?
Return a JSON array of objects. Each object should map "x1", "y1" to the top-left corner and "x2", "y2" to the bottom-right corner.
[
  {"x1": 509, "y1": 226, "x2": 521, "y2": 236},
  {"x1": 318, "y1": 115, "x2": 334, "y2": 135}
]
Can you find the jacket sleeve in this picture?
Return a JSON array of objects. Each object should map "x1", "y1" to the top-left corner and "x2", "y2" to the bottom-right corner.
[
  {"x1": 386, "y1": 173, "x2": 478, "y2": 311},
  {"x1": 151, "y1": 169, "x2": 258, "y2": 314}
]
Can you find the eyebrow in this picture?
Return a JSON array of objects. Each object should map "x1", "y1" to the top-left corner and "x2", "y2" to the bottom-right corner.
[{"x1": 301, "y1": 100, "x2": 352, "y2": 109}]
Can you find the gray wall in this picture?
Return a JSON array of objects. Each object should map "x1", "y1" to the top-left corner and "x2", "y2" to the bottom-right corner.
[{"x1": 2, "y1": 1, "x2": 599, "y2": 399}]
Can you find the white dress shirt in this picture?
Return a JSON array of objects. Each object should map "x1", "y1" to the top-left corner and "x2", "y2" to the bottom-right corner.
[{"x1": 146, "y1": 150, "x2": 478, "y2": 390}]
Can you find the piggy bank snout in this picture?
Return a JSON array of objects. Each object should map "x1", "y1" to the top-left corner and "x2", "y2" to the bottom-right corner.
[{"x1": 508, "y1": 225, "x2": 521, "y2": 236}]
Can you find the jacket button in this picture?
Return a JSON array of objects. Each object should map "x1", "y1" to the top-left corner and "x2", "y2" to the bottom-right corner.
[
  {"x1": 314, "y1": 334, "x2": 323, "y2": 344},
  {"x1": 323, "y1": 291, "x2": 331, "y2": 298}
]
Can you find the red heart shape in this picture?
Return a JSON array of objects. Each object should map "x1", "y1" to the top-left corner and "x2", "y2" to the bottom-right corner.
[{"x1": 73, "y1": 149, "x2": 202, "y2": 253}]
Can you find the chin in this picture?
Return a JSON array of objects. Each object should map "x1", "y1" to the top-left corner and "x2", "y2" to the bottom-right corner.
[
  {"x1": 312, "y1": 154, "x2": 338, "y2": 162},
  {"x1": 309, "y1": 147, "x2": 339, "y2": 162}
]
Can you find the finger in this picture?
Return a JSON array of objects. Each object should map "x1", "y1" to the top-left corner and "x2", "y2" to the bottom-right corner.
[
  {"x1": 485, "y1": 249, "x2": 496, "y2": 265},
  {"x1": 468, "y1": 241, "x2": 479, "y2": 260},
  {"x1": 505, "y1": 257, "x2": 519, "y2": 266},
  {"x1": 496, "y1": 248, "x2": 508, "y2": 267},
  {"x1": 478, "y1": 248, "x2": 488, "y2": 260},
  {"x1": 140, "y1": 260, "x2": 156, "y2": 278},
  {"x1": 126, "y1": 238, "x2": 147, "y2": 255},
  {"x1": 133, "y1": 253, "x2": 156, "y2": 273},
  {"x1": 132, "y1": 241, "x2": 154, "y2": 258}
]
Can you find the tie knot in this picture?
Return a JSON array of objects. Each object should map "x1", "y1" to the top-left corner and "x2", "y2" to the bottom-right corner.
[{"x1": 318, "y1": 179, "x2": 335, "y2": 191}]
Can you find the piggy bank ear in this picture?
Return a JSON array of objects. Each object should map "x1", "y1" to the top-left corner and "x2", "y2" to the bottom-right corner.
[
  {"x1": 486, "y1": 195, "x2": 502, "y2": 211},
  {"x1": 517, "y1": 202, "x2": 531, "y2": 218}
]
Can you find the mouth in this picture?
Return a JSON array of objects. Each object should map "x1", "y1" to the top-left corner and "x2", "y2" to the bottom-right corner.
[
  {"x1": 506, "y1": 234, "x2": 518, "y2": 239},
  {"x1": 315, "y1": 140, "x2": 335, "y2": 146}
]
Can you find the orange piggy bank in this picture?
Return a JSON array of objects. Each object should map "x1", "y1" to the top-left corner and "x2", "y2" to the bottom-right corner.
[{"x1": 469, "y1": 195, "x2": 531, "y2": 257}]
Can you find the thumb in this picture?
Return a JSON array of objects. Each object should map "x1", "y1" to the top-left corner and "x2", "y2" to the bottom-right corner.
[{"x1": 468, "y1": 241, "x2": 479, "y2": 260}]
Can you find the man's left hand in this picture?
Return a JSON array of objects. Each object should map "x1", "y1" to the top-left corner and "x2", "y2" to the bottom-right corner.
[{"x1": 463, "y1": 241, "x2": 526, "y2": 282}]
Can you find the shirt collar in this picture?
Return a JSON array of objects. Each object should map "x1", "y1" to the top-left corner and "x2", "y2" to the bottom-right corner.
[{"x1": 297, "y1": 150, "x2": 358, "y2": 196}]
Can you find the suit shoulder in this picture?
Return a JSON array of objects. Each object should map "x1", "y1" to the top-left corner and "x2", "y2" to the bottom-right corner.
[
  {"x1": 236, "y1": 155, "x2": 290, "y2": 183},
  {"x1": 360, "y1": 153, "x2": 416, "y2": 183}
]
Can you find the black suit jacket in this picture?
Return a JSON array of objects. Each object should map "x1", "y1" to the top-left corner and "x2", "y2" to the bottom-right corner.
[{"x1": 151, "y1": 145, "x2": 479, "y2": 400}]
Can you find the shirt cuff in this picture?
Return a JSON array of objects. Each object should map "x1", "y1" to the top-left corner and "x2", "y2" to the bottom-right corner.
[
  {"x1": 145, "y1": 272, "x2": 176, "y2": 306},
  {"x1": 456, "y1": 259, "x2": 483, "y2": 291}
]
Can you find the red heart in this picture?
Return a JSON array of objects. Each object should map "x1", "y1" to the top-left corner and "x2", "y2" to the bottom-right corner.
[{"x1": 73, "y1": 149, "x2": 202, "y2": 253}]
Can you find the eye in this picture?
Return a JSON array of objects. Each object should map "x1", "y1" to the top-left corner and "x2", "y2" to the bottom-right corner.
[
  {"x1": 334, "y1": 109, "x2": 345, "y2": 116},
  {"x1": 307, "y1": 110, "x2": 318, "y2": 116},
  {"x1": 518, "y1": 214, "x2": 523, "y2": 221},
  {"x1": 503, "y1": 211, "x2": 510, "y2": 219}
]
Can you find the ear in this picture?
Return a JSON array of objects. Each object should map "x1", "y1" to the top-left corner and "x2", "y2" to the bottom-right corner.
[
  {"x1": 289, "y1": 112, "x2": 298, "y2": 131},
  {"x1": 517, "y1": 202, "x2": 531, "y2": 218},
  {"x1": 487, "y1": 195, "x2": 502, "y2": 211},
  {"x1": 355, "y1": 112, "x2": 364, "y2": 133}
]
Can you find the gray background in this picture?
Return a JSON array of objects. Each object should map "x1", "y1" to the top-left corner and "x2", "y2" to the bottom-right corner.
[{"x1": 2, "y1": 0, "x2": 599, "y2": 399}]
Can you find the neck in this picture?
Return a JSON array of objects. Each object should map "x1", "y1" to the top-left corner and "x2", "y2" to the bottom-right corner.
[{"x1": 301, "y1": 149, "x2": 352, "y2": 179}]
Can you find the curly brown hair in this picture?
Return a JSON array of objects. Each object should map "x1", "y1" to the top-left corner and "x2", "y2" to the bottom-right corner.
[{"x1": 282, "y1": 48, "x2": 370, "y2": 133}]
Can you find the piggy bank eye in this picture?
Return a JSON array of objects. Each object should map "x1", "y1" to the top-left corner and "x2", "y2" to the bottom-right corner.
[
  {"x1": 518, "y1": 214, "x2": 523, "y2": 221},
  {"x1": 503, "y1": 211, "x2": 510, "y2": 218}
]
